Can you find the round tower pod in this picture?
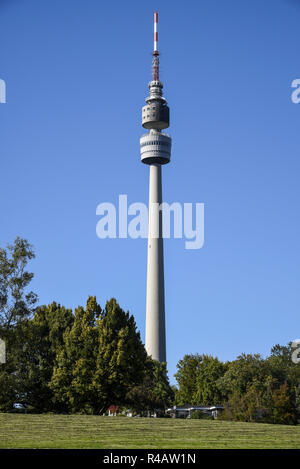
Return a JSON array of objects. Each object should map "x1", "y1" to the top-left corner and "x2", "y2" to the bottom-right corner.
[
  {"x1": 142, "y1": 80, "x2": 170, "y2": 130},
  {"x1": 142, "y1": 103, "x2": 169, "y2": 129},
  {"x1": 140, "y1": 130, "x2": 171, "y2": 165}
]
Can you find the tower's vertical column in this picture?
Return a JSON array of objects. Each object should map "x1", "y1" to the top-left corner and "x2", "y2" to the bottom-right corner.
[
  {"x1": 145, "y1": 163, "x2": 166, "y2": 363},
  {"x1": 140, "y1": 12, "x2": 171, "y2": 364}
]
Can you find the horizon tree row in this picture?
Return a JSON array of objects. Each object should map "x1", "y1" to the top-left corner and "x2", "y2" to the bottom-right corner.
[
  {"x1": 174, "y1": 347, "x2": 300, "y2": 424},
  {"x1": 1, "y1": 237, "x2": 300, "y2": 425},
  {"x1": 0, "y1": 237, "x2": 173, "y2": 414}
]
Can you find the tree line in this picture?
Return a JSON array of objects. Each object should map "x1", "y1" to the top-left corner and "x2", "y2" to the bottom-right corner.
[
  {"x1": 1, "y1": 237, "x2": 299, "y2": 424},
  {"x1": 175, "y1": 348, "x2": 300, "y2": 424},
  {"x1": 0, "y1": 238, "x2": 173, "y2": 414}
]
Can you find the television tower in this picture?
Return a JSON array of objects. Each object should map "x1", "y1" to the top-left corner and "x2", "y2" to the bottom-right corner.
[{"x1": 140, "y1": 12, "x2": 172, "y2": 363}]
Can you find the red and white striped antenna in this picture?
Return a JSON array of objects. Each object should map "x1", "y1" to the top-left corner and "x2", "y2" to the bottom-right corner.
[
  {"x1": 152, "y1": 11, "x2": 159, "y2": 81},
  {"x1": 154, "y1": 11, "x2": 158, "y2": 52}
]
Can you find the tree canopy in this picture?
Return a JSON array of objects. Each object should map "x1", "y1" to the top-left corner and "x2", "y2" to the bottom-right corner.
[
  {"x1": 1, "y1": 237, "x2": 300, "y2": 425},
  {"x1": 0, "y1": 237, "x2": 37, "y2": 330}
]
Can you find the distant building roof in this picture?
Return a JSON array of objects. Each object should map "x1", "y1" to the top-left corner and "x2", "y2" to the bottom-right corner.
[
  {"x1": 107, "y1": 405, "x2": 120, "y2": 413},
  {"x1": 166, "y1": 405, "x2": 224, "y2": 412}
]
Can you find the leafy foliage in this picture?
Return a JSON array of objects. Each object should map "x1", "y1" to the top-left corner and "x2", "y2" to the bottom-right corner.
[
  {"x1": 17, "y1": 303, "x2": 74, "y2": 411},
  {"x1": 175, "y1": 354, "x2": 226, "y2": 405},
  {"x1": 126, "y1": 359, "x2": 174, "y2": 415},
  {"x1": 93, "y1": 298, "x2": 148, "y2": 413},
  {"x1": 49, "y1": 297, "x2": 101, "y2": 413},
  {"x1": 0, "y1": 237, "x2": 37, "y2": 329},
  {"x1": 175, "y1": 350, "x2": 300, "y2": 424},
  {"x1": 50, "y1": 297, "x2": 148, "y2": 414},
  {"x1": 1, "y1": 237, "x2": 299, "y2": 425},
  {"x1": 0, "y1": 237, "x2": 38, "y2": 411}
]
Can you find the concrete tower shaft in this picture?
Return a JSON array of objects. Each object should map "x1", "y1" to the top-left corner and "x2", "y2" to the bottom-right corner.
[
  {"x1": 140, "y1": 12, "x2": 172, "y2": 363},
  {"x1": 145, "y1": 163, "x2": 166, "y2": 362}
]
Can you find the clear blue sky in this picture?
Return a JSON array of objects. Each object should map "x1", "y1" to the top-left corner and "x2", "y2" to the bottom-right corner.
[{"x1": 1, "y1": 0, "x2": 299, "y2": 384}]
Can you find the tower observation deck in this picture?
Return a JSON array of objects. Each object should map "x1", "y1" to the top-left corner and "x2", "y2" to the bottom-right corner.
[{"x1": 140, "y1": 12, "x2": 172, "y2": 363}]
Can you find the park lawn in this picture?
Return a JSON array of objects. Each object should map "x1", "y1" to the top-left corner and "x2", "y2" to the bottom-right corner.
[{"x1": 0, "y1": 413, "x2": 300, "y2": 449}]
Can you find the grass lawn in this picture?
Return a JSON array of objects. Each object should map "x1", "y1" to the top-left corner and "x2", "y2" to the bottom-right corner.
[{"x1": 0, "y1": 413, "x2": 299, "y2": 449}]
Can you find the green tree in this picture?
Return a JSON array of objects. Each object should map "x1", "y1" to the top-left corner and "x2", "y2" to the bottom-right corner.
[
  {"x1": 194, "y1": 355, "x2": 227, "y2": 405},
  {"x1": 93, "y1": 298, "x2": 148, "y2": 414},
  {"x1": 0, "y1": 237, "x2": 37, "y2": 411},
  {"x1": 220, "y1": 384, "x2": 270, "y2": 422},
  {"x1": 272, "y1": 382, "x2": 297, "y2": 425},
  {"x1": 0, "y1": 237, "x2": 37, "y2": 329},
  {"x1": 174, "y1": 354, "x2": 201, "y2": 404},
  {"x1": 216, "y1": 354, "x2": 269, "y2": 398},
  {"x1": 50, "y1": 296, "x2": 101, "y2": 413},
  {"x1": 16, "y1": 303, "x2": 74, "y2": 412},
  {"x1": 216, "y1": 352, "x2": 299, "y2": 423},
  {"x1": 175, "y1": 354, "x2": 226, "y2": 405},
  {"x1": 126, "y1": 359, "x2": 174, "y2": 415},
  {"x1": 50, "y1": 297, "x2": 148, "y2": 414}
]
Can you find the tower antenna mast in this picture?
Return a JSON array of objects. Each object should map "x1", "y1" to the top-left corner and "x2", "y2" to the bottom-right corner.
[{"x1": 152, "y1": 12, "x2": 159, "y2": 81}]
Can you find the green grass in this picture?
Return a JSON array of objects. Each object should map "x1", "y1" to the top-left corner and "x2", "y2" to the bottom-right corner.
[{"x1": 0, "y1": 413, "x2": 300, "y2": 448}]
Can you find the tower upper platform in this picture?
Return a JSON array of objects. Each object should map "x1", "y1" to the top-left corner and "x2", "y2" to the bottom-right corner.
[
  {"x1": 140, "y1": 12, "x2": 171, "y2": 165},
  {"x1": 142, "y1": 79, "x2": 169, "y2": 130}
]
